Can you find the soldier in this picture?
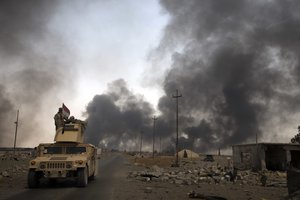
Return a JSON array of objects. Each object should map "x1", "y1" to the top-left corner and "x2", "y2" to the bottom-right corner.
[
  {"x1": 66, "y1": 116, "x2": 76, "y2": 124},
  {"x1": 66, "y1": 116, "x2": 87, "y2": 129},
  {"x1": 260, "y1": 171, "x2": 267, "y2": 186},
  {"x1": 54, "y1": 108, "x2": 65, "y2": 130}
]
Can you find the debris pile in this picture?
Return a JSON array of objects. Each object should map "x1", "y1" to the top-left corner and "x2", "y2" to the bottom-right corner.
[
  {"x1": 0, "y1": 152, "x2": 31, "y2": 161},
  {"x1": 0, "y1": 153, "x2": 31, "y2": 180},
  {"x1": 0, "y1": 165, "x2": 28, "y2": 180},
  {"x1": 128, "y1": 163, "x2": 287, "y2": 187},
  {"x1": 188, "y1": 190, "x2": 227, "y2": 200}
]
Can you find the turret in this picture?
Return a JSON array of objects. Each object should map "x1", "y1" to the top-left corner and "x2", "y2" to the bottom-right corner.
[{"x1": 54, "y1": 120, "x2": 86, "y2": 143}]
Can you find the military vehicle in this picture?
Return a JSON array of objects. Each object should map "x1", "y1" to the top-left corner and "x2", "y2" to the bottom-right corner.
[{"x1": 28, "y1": 120, "x2": 97, "y2": 188}]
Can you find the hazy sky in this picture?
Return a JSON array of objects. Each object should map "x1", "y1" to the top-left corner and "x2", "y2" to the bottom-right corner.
[
  {"x1": 49, "y1": 0, "x2": 169, "y2": 114},
  {"x1": 1, "y1": 0, "x2": 300, "y2": 152},
  {"x1": 0, "y1": 0, "x2": 169, "y2": 147}
]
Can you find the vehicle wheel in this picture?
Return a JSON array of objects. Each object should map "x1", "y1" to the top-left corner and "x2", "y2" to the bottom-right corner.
[
  {"x1": 28, "y1": 170, "x2": 40, "y2": 188},
  {"x1": 48, "y1": 178, "x2": 57, "y2": 186},
  {"x1": 89, "y1": 173, "x2": 95, "y2": 181},
  {"x1": 291, "y1": 138, "x2": 296, "y2": 143},
  {"x1": 77, "y1": 167, "x2": 88, "y2": 187}
]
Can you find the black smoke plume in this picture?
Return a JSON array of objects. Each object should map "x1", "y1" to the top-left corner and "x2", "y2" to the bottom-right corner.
[
  {"x1": 0, "y1": 1, "x2": 75, "y2": 146},
  {"x1": 85, "y1": 79, "x2": 155, "y2": 150},
  {"x1": 155, "y1": 0, "x2": 300, "y2": 152},
  {"x1": 85, "y1": 0, "x2": 300, "y2": 153},
  {"x1": 0, "y1": 86, "x2": 15, "y2": 145}
]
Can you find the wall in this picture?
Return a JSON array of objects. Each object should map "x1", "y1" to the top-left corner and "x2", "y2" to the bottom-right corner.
[
  {"x1": 232, "y1": 144, "x2": 263, "y2": 170},
  {"x1": 233, "y1": 143, "x2": 300, "y2": 171},
  {"x1": 265, "y1": 145, "x2": 287, "y2": 171}
]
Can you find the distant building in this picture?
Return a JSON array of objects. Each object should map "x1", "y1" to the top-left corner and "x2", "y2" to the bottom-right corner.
[
  {"x1": 177, "y1": 149, "x2": 200, "y2": 159},
  {"x1": 232, "y1": 143, "x2": 300, "y2": 171}
]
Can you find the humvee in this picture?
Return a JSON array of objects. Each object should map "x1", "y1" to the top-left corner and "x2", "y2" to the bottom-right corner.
[{"x1": 28, "y1": 121, "x2": 97, "y2": 188}]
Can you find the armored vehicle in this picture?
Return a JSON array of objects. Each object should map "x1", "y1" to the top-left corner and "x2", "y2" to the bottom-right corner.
[
  {"x1": 203, "y1": 155, "x2": 214, "y2": 162},
  {"x1": 28, "y1": 121, "x2": 97, "y2": 188}
]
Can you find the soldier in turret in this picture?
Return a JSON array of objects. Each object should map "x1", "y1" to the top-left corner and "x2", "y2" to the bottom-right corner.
[
  {"x1": 66, "y1": 116, "x2": 87, "y2": 129},
  {"x1": 54, "y1": 108, "x2": 65, "y2": 130}
]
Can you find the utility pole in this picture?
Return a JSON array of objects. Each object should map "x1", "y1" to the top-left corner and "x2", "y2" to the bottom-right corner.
[
  {"x1": 13, "y1": 110, "x2": 19, "y2": 156},
  {"x1": 172, "y1": 89, "x2": 182, "y2": 167},
  {"x1": 159, "y1": 136, "x2": 162, "y2": 154},
  {"x1": 140, "y1": 130, "x2": 143, "y2": 155},
  {"x1": 152, "y1": 116, "x2": 158, "y2": 158},
  {"x1": 134, "y1": 134, "x2": 138, "y2": 152},
  {"x1": 256, "y1": 131, "x2": 258, "y2": 167}
]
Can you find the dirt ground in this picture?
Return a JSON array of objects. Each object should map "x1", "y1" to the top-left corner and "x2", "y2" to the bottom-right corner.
[
  {"x1": 0, "y1": 154, "x2": 29, "y2": 200},
  {"x1": 116, "y1": 154, "x2": 289, "y2": 200},
  {"x1": 0, "y1": 152, "x2": 290, "y2": 200}
]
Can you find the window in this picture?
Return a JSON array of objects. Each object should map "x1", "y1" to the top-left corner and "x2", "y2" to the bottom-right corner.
[
  {"x1": 44, "y1": 147, "x2": 63, "y2": 154},
  {"x1": 66, "y1": 147, "x2": 86, "y2": 154}
]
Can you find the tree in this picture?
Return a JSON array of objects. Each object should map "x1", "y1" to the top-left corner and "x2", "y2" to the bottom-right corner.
[{"x1": 291, "y1": 126, "x2": 300, "y2": 143}]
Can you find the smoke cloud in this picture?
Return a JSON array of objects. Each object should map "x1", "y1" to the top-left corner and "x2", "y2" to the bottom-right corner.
[
  {"x1": 85, "y1": 0, "x2": 300, "y2": 153},
  {"x1": 0, "y1": 86, "x2": 15, "y2": 145},
  {"x1": 0, "y1": 1, "x2": 75, "y2": 146},
  {"x1": 85, "y1": 79, "x2": 155, "y2": 150},
  {"x1": 155, "y1": 0, "x2": 300, "y2": 151}
]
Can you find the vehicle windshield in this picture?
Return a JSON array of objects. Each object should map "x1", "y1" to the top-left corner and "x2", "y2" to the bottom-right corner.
[
  {"x1": 66, "y1": 147, "x2": 86, "y2": 154},
  {"x1": 44, "y1": 147, "x2": 63, "y2": 154}
]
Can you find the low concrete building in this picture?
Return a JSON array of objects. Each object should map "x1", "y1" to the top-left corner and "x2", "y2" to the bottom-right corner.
[{"x1": 232, "y1": 143, "x2": 300, "y2": 171}]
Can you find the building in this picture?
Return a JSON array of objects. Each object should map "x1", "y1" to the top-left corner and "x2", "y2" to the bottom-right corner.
[
  {"x1": 232, "y1": 143, "x2": 300, "y2": 171},
  {"x1": 177, "y1": 149, "x2": 200, "y2": 159}
]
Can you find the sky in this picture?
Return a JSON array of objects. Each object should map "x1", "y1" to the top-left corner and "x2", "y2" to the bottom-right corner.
[
  {"x1": 1, "y1": 0, "x2": 300, "y2": 154},
  {"x1": 47, "y1": 0, "x2": 169, "y2": 107},
  {"x1": 0, "y1": 0, "x2": 169, "y2": 147}
]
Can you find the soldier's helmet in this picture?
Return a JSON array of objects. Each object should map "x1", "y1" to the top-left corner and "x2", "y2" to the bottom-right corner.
[
  {"x1": 58, "y1": 107, "x2": 63, "y2": 112},
  {"x1": 70, "y1": 116, "x2": 75, "y2": 121}
]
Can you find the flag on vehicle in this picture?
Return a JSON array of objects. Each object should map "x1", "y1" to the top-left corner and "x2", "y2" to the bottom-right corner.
[{"x1": 62, "y1": 103, "x2": 70, "y2": 119}]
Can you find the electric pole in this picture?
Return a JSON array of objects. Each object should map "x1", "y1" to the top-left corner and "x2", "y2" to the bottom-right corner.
[
  {"x1": 159, "y1": 136, "x2": 162, "y2": 154},
  {"x1": 152, "y1": 116, "x2": 158, "y2": 158},
  {"x1": 140, "y1": 130, "x2": 143, "y2": 155},
  {"x1": 172, "y1": 89, "x2": 182, "y2": 167},
  {"x1": 13, "y1": 110, "x2": 19, "y2": 156},
  {"x1": 135, "y1": 134, "x2": 138, "y2": 152}
]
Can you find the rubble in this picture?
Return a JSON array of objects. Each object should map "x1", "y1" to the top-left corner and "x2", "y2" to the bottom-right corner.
[
  {"x1": 1, "y1": 171, "x2": 10, "y2": 177},
  {"x1": 0, "y1": 152, "x2": 31, "y2": 161},
  {"x1": 0, "y1": 153, "x2": 31, "y2": 180},
  {"x1": 127, "y1": 162, "x2": 287, "y2": 188},
  {"x1": 144, "y1": 187, "x2": 153, "y2": 193},
  {"x1": 187, "y1": 190, "x2": 227, "y2": 200}
]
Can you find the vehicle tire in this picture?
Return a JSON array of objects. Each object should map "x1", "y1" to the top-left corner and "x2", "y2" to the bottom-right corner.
[
  {"x1": 89, "y1": 173, "x2": 95, "y2": 181},
  {"x1": 48, "y1": 178, "x2": 57, "y2": 186},
  {"x1": 291, "y1": 138, "x2": 296, "y2": 143},
  {"x1": 28, "y1": 169, "x2": 39, "y2": 188},
  {"x1": 77, "y1": 167, "x2": 88, "y2": 187}
]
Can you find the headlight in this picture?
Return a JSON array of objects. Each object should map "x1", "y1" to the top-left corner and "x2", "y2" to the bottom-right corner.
[
  {"x1": 39, "y1": 163, "x2": 46, "y2": 169},
  {"x1": 30, "y1": 160, "x2": 36, "y2": 165},
  {"x1": 75, "y1": 160, "x2": 84, "y2": 164},
  {"x1": 66, "y1": 162, "x2": 72, "y2": 169}
]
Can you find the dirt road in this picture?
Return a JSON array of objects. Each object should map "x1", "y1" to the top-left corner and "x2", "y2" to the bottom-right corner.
[{"x1": 3, "y1": 153, "x2": 127, "y2": 200}]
